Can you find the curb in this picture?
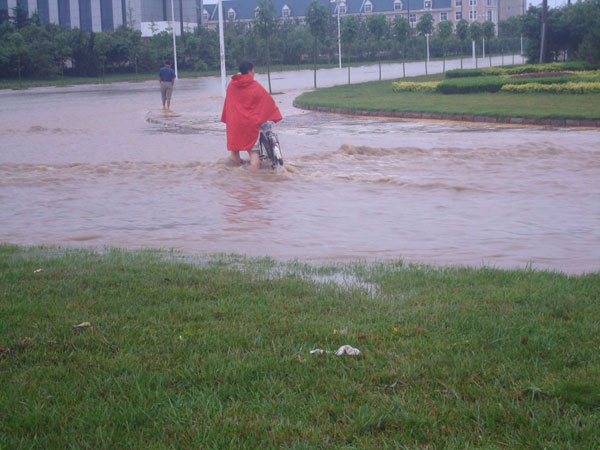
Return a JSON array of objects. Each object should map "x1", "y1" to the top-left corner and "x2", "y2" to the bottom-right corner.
[{"x1": 292, "y1": 103, "x2": 600, "y2": 128}]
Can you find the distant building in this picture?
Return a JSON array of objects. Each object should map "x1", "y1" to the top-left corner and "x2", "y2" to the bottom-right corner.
[
  {"x1": 202, "y1": 0, "x2": 526, "y2": 31},
  {"x1": 1, "y1": 0, "x2": 526, "y2": 35},
  {"x1": 1, "y1": 0, "x2": 205, "y2": 36}
]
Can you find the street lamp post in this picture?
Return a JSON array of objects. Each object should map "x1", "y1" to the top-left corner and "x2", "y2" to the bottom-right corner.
[
  {"x1": 170, "y1": 0, "x2": 178, "y2": 78},
  {"x1": 471, "y1": 0, "x2": 476, "y2": 67},
  {"x1": 218, "y1": 0, "x2": 226, "y2": 98},
  {"x1": 337, "y1": 0, "x2": 342, "y2": 69}
]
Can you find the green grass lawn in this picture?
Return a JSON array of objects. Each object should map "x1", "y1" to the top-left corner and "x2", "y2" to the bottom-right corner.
[
  {"x1": 1, "y1": 245, "x2": 599, "y2": 448},
  {"x1": 294, "y1": 74, "x2": 600, "y2": 121}
]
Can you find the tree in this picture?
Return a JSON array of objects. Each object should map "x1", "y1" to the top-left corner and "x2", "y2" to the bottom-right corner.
[
  {"x1": 469, "y1": 21, "x2": 483, "y2": 68},
  {"x1": 393, "y1": 16, "x2": 410, "y2": 78},
  {"x1": 95, "y1": 33, "x2": 112, "y2": 83},
  {"x1": 416, "y1": 13, "x2": 434, "y2": 75},
  {"x1": 12, "y1": 0, "x2": 29, "y2": 29},
  {"x1": 7, "y1": 32, "x2": 28, "y2": 86},
  {"x1": 482, "y1": 20, "x2": 495, "y2": 66},
  {"x1": 305, "y1": 0, "x2": 329, "y2": 88},
  {"x1": 456, "y1": 18, "x2": 469, "y2": 69},
  {"x1": 437, "y1": 20, "x2": 453, "y2": 73},
  {"x1": 341, "y1": 15, "x2": 359, "y2": 83},
  {"x1": 53, "y1": 28, "x2": 72, "y2": 77},
  {"x1": 256, "y1": 0, "x2": 276, "y2": 93},
  {"x1": 366, "y1": 14, "x2": 387, "y2": 81},
  {"x1": 498, "y1": 17, "x2": 521, "y2": 64}
]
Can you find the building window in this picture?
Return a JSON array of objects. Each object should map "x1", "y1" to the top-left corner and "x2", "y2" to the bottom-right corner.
[
  {"x1": 79, "y1": 0, "x2": 92, "y2": 32},
  {"x1": 487, "y1": 10, "x2": 493, "y2": 20},
  {"x1": 469, "y1": 10, "x2": 477, "y2": 19},
  {"x1": 58, "y1": 0, "x2": 71, "y2": 28},
  {"x1": 409, "y1": 13, "x2": 416, "y2": 23},
  {"x1": 227, "y1": 8, "x2": 235, "y2": 20},
  {"x1": 487, "y1": 0, "x2": 493, "y2": 5},
  {"x1": 100, "y1": 0, "x2": 114, "y2": 31},
  {"x1": 441, "y1": 12, "x2": 448, "y2": 20},
  {"x1": 339, "y1": 3, "x2": 347, "y2": 14},
  {"x1": 424, "y1": 0, "x2": 432, "y2": 9},
  {"x1": 282, "y1": 5, "x2": 290, "y2": 18},
  {"x1": 455, "y1": 0, "x2": 462, "y2": 5},
  {"x1": 394, "y1": 0, "x2": 402, "y2": 10},
  {"x1": 364, "y1": 1, "x2": 372, "y2": 13},
  {"x1": 37, "y1": 0, "x2": 49, "y2": 25},
  {"x1": 469, "y1": 0, "x2": 477, "y2": 5},
  {"x1": 455, "y1": 11, "x2": 462, "y2": 19}
]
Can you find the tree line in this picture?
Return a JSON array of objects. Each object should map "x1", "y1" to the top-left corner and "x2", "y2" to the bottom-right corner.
[{"x1": 0, "y1": 0, "x2": 598, "y2": 83}]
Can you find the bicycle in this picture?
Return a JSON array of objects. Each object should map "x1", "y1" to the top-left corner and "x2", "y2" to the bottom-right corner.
[{"x1": 257, "y1": 122, "x2": 283, "y2": 169}]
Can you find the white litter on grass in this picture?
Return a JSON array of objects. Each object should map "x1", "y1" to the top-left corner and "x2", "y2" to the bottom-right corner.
[
  {"x1": 335, "y1": 345, "x2": 360, "y2": 356},
  {"x1": 310, "y1": 345, "x2": 361, "y2": 356},
  {"x1": 310, "y1": 348, "x2": 328, "y2": 355}
]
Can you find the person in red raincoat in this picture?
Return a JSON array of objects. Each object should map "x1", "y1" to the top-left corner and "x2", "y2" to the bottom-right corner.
[{"x1": 221, "y1": 61, "x2": 282, "y2": 170}]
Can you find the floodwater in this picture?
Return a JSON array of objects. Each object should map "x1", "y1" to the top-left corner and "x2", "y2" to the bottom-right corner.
[{"x1": 1, "y1": 58, "x2": 599, "y2": 274}]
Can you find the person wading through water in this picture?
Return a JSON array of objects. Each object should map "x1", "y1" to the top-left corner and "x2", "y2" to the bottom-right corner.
[{"x1": 221, "y1": 61, "x2": 282, "y2": 171}]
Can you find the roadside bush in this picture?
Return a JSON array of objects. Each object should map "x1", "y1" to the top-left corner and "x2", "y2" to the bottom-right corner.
[
  {"x1": 445, "y1": 68, "x2": 485, "y2": 78},
  {"x1": 508, "y1": 75, "x2": 592, "y2": 85},
  {"x1": 501, "y1": 81, "x2": 600, "y2": 94},
  {"x1": 436, "y1": 76, "x2": 506, "y2": 94},
  {"x1": 392, "y1": 81, "x2": 440, "y2": 92},
  {"x1": 501, "y1": 62, "x2": 597, "y2": 75}
]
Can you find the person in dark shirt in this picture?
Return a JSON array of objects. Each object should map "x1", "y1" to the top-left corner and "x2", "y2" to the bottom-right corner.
[{"x1": 158, "y1": 61, "x2": 176, "y2": 111}]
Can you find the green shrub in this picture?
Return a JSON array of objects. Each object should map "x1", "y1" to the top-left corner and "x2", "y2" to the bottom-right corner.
[
  {"x1": 392, "y1": 81, "x2": 440, "y2": 92},
  {"x1": 501, "y1": 81, "x2": 600, "y2": 94},
  {"x1": 445, "y1": 68, "x2": 485, "y2": 79},
  {"x1": 501, "y1": 62, "x2": 598, "y2": 75},
  {"x1": 436, "y1": 76, "x2": 506, "y2": 94},
  {"x1": 508, "y1": 75, "x2": 583, "y2": 85}
]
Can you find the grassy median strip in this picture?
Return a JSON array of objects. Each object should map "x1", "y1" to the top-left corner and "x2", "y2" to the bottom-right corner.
[
  {"x1": 294, "y1": 74, "x2": 600, "y2": 121},
  {"x1": 1, "y1": 245, "x2": 599, "y2": 447}
]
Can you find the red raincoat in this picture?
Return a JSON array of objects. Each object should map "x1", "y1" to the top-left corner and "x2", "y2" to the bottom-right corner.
[{"x1": 221, "y1": 74, "x2": 282, "y2": 151}]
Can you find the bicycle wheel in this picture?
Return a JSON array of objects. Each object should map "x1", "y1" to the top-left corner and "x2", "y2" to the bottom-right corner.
[{"x1": 265, "y1": 132, "x2": 283, "y2": 167}]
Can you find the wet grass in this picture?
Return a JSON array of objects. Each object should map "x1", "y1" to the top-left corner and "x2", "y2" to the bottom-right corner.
[
  {"x1": 1, "y1": 244, "x2": 599, "y2": 448},
  {"x1": 294, "y1": 74, "x2": 600, "y2": 120}
]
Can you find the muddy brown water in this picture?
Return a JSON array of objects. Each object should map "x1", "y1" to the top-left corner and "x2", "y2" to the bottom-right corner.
[{"x1": 1, "y1": 63, "x2": 598, "y2": 274}]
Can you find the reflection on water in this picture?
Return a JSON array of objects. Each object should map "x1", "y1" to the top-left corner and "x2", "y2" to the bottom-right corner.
[{"x1": 0, "y1": 76, "x2": 598, "y2": 274}]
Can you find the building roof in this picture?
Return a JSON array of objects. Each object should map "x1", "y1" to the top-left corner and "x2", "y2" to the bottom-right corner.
[{"x1": 205, "y1": 0, "x2": 452, "y2": 21}]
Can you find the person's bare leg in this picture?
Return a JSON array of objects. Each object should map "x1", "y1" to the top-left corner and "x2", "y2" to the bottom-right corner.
[
  {"x1": 166, "y1": 99, "x2": 171, "y2": 111},
  {"x1": 229, "y1": 151, "x2": 242, "y2": 165},
  {"x1": 248, "y1": 151, "x2": 260, "y2": 171}
]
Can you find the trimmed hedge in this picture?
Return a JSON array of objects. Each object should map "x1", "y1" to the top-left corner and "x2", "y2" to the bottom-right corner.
[
  {"x1": 436, "y1": 76, "x2": 506, "y2": 94},
  {"x1": 446, "y1": 62, "x2": 599, "y2": 79},
  {"x1": 501, "y1": 82, "x2": 600, "y2": 94},
  {"x1": 391, "y1": 81, "x2": 440, "y2": 92},
  {"x1": 445, "y1": 69, "x2": 485, "y2": 79}
]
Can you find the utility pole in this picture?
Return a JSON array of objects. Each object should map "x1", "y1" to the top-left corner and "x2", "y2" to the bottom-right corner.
[
  {"x1": 471, "y1": 0, "x2": 476, "y2": 67},
  {"x1": 171, "y1": 0, "x2": 178, "y2": 78},
  {"x1": 179, "y1": 0, "x2": 185, "y2": 70},
  {"x1": 179, "y1": 0, "x2": 185, "y2": 44},
  {"x1": 539, "y1": 0, "x2": 547, "y2": 63},
  {"x1": 218, "y1": 0, "x2": 226, "y2": 98},
  {"x1": 337, "y1": 0, "x2": 342, "y2": 69}
]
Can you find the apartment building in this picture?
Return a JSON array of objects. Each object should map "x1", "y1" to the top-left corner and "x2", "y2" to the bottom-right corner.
[
  {"x1": 1, "y1": 0, "x2": 204, "y2": 35},
  {"x1": 201, "y1": 0, "x2": 526, "y2": 30}
]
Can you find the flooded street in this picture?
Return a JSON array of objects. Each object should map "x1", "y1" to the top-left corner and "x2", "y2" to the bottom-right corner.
[{"x1": 1, "y1": 59, "x2": 599, "y2": 274}]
